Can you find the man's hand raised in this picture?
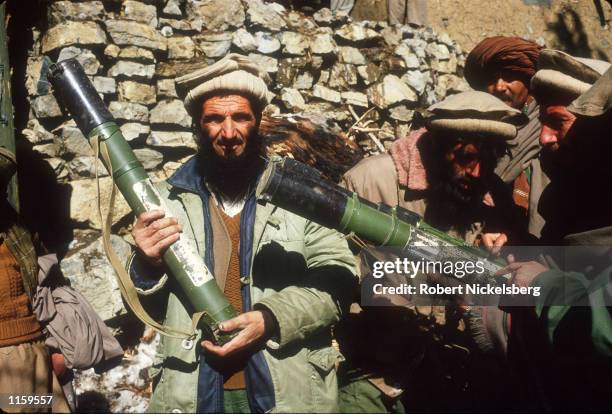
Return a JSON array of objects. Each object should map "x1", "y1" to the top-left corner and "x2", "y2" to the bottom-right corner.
[{"x1": 132, "y1": 209, "x2": 182, "y2": 267}]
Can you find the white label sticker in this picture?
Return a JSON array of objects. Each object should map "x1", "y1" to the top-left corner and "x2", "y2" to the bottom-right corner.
[{"x1": 133, "y1": 180, "x2": 213, "y2": 287}]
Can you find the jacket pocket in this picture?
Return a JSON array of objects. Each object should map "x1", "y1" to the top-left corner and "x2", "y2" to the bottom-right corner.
[{"x1": 306, "y1": 347, "x2": 344, "y2": 412}]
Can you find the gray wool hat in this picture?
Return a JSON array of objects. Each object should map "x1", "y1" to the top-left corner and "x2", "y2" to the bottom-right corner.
[
  {"x1": 175, "y1": 53, "x2": 274, "y2": 116},
  {"x1": 568, "y1": 66, "x2": 612, "y2": 118},
  {"x1": 425, "y1": 91, "x2": 526, "y2": 140},
  {"x1": 531, "y1": 49, "x2": 611, "y2": 100}
]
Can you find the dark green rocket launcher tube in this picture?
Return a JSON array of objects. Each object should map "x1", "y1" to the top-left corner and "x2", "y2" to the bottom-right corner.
[
  {"x1": 49, "y1": 58, "x2": 237, "y2": 343},
  {"x1": 257, "y1": 157, "x2": 505, "y2": 280}
]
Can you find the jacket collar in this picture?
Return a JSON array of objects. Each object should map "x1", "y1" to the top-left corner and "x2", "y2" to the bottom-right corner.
[{"x1": 167, "y1": 156, "x2": 208, "y2": 196}]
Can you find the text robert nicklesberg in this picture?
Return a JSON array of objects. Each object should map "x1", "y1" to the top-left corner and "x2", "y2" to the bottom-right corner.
[{"x1": 370, "y1": 258, "x2": 541, "y2": 297}]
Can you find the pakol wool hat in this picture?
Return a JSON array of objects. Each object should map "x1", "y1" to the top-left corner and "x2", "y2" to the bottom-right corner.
[
  {"x1": 175, "y1": 53, "x2": 273, "y2": 116},
  {"x1": 531, "y1": 49, "x2": 610, "y2": 100},
  {"x1": 568, "y1": 66, "x2": 612, "y2": 118},
  {"x1": 425, "y1": 90, "x2": 525, "y2": 140}
]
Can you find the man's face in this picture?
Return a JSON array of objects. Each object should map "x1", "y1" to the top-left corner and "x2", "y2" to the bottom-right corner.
[
  {"x1": 485, "y1": 70, "x2": 530, "y2": 109},
  {"x1": 199, "y1": 95, "x2": 258, "y2": 162},
  {"x1": 538, "y1": 103, "x2": 577, "y2": 156},
  {"x1": 444, "y1": 141, "x2": 486, "y2": 200}
]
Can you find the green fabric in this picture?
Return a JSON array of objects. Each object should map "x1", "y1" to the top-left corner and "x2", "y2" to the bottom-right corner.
[
  {"x1": 223, "y1": 389, "x2": 250, "y2": 414},
  {"x1": 532, "y1": 265, "x2": 612, "y2": 357},
  {"x1": 339, "y1": 378, "x2": 405, "y2": 414},
  {"x1": 131, "y1": 179, "x2": 357, "y2": 413},
  {"x1": 1, "y1": 201, "x2": 38, "y2": 301}
]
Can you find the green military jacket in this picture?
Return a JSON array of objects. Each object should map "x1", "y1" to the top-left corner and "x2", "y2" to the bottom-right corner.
[{"x1": 129, "y1": 172, "x2": 357, "y2": 413}]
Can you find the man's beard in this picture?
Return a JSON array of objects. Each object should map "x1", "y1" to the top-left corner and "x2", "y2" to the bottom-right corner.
[
  {"x1": 196, "y1": 127, "x2": 266, "y2": 197},
  {"x1": 425, "y1": 169, "x2": 488, "y2": 232}
]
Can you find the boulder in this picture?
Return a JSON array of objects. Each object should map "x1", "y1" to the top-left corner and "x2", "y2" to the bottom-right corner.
[
  {"x1": 92, "y1": 76, "x2": 117, "y2": 95},
  {"x1": 68, "y1": 177, "x2": 132, "y2": 229},
  {"x1": 335, "y1": 23, "x2": 381, "y2": 45},
  {"x1": 107, "y1": 61, "x2": 155, "y2": 80},
  {"x1": 313, "y1": 7, "x2": 333, "y2": 26},
  {"x1": 367, "y1": 74, "x2": 418, "y2": 109},
  {"x1": 118, "y1": 47, "x2": 156, "y2": 63},
  {"x1": 341, "y1": 91, "x2": 368, "y2": 108},
  {"x1": 280, "y1": 88, "x2": 306, "y2": 111},
  {"x1": 61, "y1": 234, "x2": 131, "y2": 321},
  {"x1": 245, "y1": 0, "x2": 287, "y2": 32},
  {"x1": 196, "y1": 32, "x2": 232, "y2": 58},
  {"x1": 395, "y1": 43, "x2": 419, "y2": 69},
  {"x1": 328, "y1": 63, "x2": 358, "y2": 90},
  {"x1": 120, "y1": 123, "x2": 151, "y2": 142},
  {"x1": 109, "y1": 101, "x2": 149, "y2": 123},
  {"x1": 106, "y1": 19, "x2": 167, "y2": 52},
  {"x1": 338, "y1": 46, "x2": 366, "y2": 65},
  {"x1": 122, "y1": 0, "x2": 158, "y2": 27},
  {"x1": 43, "y1": 157, "x2": 69, "y2": 181},
  {"x1": 149, "y1": 100, "x2": 192, "y2": 128},
  {"x1": 279, "y1": 32, "x2": 308, "y2": 56},
  {"x1": 42, "y1": 21, "x2": 107, "y2": 53},
  {"x1": 134, "y1": 148, "x2": 164, "y2": 170},
  {"x1": 357, "y1": 63, "x2": 382, "y2": 86},
  {"x1": 55, "y1": 123, "x2": 93, "y2": 158},
  {"x1": 167, "y1": 37, "x2": 196, "y2": 60},
  {"x1": 186, "y1": 0, "x2": 245, "y2": 31},
  {"x1": 254, "y1": 32, "x2": 281, "y2": 54},
  {"x1": 67, "y1": 156, "x2": 109, "y2": 179},
  {"x1": 22, "y1": 118, "x2": 55, "y2": 145},
  {"x1": 48, "y1": 1, "x2": 105, "y2": 26},
  {"x1": 293, "y1": 71, "x2": 314, "y2": 90},
  {"x1": 31, "y1": 94, "x2": 62, "y2": 119},
  {"x1": 156, "y1": 79, "x2": 178, "y2": 99},
  {"x1": 58, "y1": 47, "x2": 101, "y2": 75},
  {"x1": 162, "y1": 0, "x2": 183, "y2": 17},
  {"x1": 248, "y1": 53, "x2": 278, "y2": 74},
  {"x1": 118, "y1": 81, "x2": 157, "y2": 105},
  {"x1": 388, "y1": 104, "x2": 415, "y2": 122},
  {"x1": 232, "y1": 28, "x2": 258, "y2": 53},
  {"x1": 310, "y1": 30, "x2": 336, "y2": 55},
  {"x1": 426, "y1": 42, "x2": 451, "y2": 61},
  {"x1": 401, "y1": 70, "x2": 429, "y2": 95},
  {"x1": 312, "y1": 84, "x2": 341, "y2": 103},
  {"x1": 146, "y1": 130, "x2": 197, "y2": 150}
]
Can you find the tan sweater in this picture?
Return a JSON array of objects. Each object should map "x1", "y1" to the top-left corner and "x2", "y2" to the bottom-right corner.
[
  {"x1": 220, "y1": 211, "x2": 246, "y2": 390},
  {"x1": 0, "y1": 239, "x2": 43, "y2": 347}
]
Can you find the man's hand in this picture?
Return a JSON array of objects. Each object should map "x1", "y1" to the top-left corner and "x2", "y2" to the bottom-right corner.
[
  {"x1": 132, "y1": 209, "x2": 182, "y2": 266},
  {"x1": 201, "y1": 311, "x2": 267, "y2": 358},
  {"x1": 495, "y1": 258, "x2": 548, "y2": 288},
  {"x1": 481, "y1": 232, "x2": 508, "y2": 256}
]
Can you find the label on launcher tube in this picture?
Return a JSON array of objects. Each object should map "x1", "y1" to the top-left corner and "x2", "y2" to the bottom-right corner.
[{"x1": 132, "y1": 180, "x2": 213, "y2": 287}]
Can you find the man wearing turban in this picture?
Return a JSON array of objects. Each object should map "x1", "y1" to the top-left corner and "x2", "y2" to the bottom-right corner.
[{"x1": 465, "y1": 36, "x2": 547, "y2": 240}]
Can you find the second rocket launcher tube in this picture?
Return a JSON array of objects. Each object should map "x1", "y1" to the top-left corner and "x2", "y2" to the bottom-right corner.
[
  {"x1": 257, "y1": 157, "x2": 506, "y2": 282},
  {"x1": 48, "y1": 58, "x2": 238, "y2": 343}
]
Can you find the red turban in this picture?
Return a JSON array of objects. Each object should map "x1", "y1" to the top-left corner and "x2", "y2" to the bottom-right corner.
[{"x1": 464, "y1": 36, "x2": 543, "y2": 90}]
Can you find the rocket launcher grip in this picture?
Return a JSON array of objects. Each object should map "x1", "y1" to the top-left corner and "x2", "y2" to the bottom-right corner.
[
  {"x1": 257, "y1": 157, "x2": 507, "y2": 285},
  {"x1": 48, "y1": 58, "x2": 238, "y2": 344}
]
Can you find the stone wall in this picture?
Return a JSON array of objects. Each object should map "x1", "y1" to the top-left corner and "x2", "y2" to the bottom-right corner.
[{"x1": 21, "y1": 0, "x2": 468, "y2": 322}]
